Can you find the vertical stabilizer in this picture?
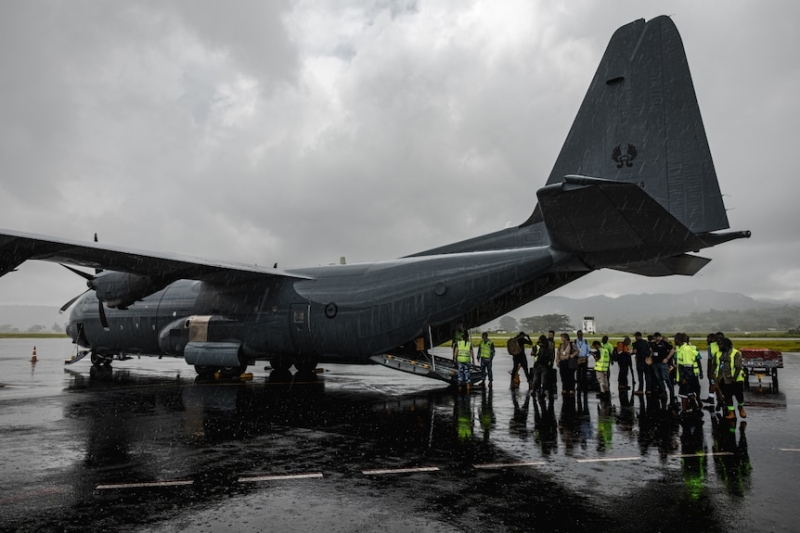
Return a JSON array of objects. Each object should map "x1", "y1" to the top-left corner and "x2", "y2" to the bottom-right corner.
[{"x1": 526, "y1": 16, "x2": 728, "y2": 234}]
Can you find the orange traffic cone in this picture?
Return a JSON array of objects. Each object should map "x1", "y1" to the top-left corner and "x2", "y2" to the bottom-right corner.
[{"x1": 30, "y1": 346, "x2": 38, "y2": 363}]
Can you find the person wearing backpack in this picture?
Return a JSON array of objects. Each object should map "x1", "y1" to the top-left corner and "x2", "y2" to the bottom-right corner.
[{"x1": 508, "y1": 332, "x2": 532, "y2": 388}]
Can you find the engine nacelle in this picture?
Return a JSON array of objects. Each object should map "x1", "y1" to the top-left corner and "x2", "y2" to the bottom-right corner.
[{"x1": 88, "y1": 271, "x2": 168, "y2": 309}]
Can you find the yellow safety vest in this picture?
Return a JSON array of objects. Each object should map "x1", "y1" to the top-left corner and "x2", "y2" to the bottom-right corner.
[
  {"x1": 730, "y1": 348, "x2": 744, "y2": 382},
  {"x1": 710, "y1": 342, "x2": 721, "y2": 372},
  {"x1": 595, "y1": 348, "x2": 610, "y2": 372},
  {"x1": 479, "y1": 340, "x2": 493, "y2": 359},
  {"x1": 457, "y1": 340, "x2": 472, "y2": 363},
  {"x1": 677, "y1": 344, "x2": 699, "y2": 379}
]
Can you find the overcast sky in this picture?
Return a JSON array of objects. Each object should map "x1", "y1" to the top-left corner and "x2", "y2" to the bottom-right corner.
[{"x1": 1, "y1": 1, "x2": 799, "y2": 309}]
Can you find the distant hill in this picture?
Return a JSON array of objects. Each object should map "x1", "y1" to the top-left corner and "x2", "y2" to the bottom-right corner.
[
  {"x1": 0, "y1": 305, "x2": 66, "y2": 333},
  {"x1": 491, "y1": 290, "x2": 800, "y2": 332}
]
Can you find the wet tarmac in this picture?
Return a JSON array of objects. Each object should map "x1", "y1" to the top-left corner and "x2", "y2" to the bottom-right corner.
[{"x1": 1, "y1": 338, "x2": 798, "y2": 532}]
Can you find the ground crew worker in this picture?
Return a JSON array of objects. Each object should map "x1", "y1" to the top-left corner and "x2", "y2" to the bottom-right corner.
[
  {"x1": 675, "y1": 333, "x2": 701, "y2": 413},
  {"x1": 706, "y1": 332, "x2": 725, "y2": 409},
  {"x1": 453, "y1": 332, "x2": 475, "y2": 393},
  {"x1": 477, "y1": 332, "x2": 495, "y2": 387},
  {"x1": 592, "y1": 340, "x2": 610, "y2": 399},
  {"x1": 601, "y1": 336, "x2": 614, "y2": 362},
  {"x1": 651, "y1": 332, "x2": 675, "y2": 403},
  {"x1": 717, "y1": 337, "x2": 746, "y2": 420}
]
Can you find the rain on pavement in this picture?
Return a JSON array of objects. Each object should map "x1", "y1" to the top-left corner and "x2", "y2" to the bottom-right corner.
[{"x1": 1, "y1": 338, "x2": 798, "y2": 532}]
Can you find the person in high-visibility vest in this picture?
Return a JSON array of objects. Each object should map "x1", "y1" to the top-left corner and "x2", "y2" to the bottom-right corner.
[
  {"x1": 453, "y1": 332, "x2": 475, "y2": 392},
  {"x1": 706, "y1": 332, "x2": 725, "y2": 409},
  {"x1": 477, "y1": 332, "x2": 495, "y2": 387},
  {"x1": 592, "y1": 340, "x2": 610, "y2": 399},
  {"x1": 716, "y1": 337, "x2": 746, "y2": 419},
  {"x1": 675, "y1": 332, "x2": 700, "y2": 413}
]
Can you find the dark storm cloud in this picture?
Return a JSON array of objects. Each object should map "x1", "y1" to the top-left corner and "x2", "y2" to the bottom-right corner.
[{"x1": 1, "y1": 1, "x2": 798, "y2": 306}]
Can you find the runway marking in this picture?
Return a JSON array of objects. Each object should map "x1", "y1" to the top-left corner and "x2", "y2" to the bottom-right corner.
[
  {"x1": 576, "y1": 456, "x2": 642, "y2": 463},
  {"x1": 362, "y1": 466, "x2": 440, "y2": 475},
  {"x1": 779, "y1": 448, "x2": 800, "y2": 452},
  {"x1": 96, "y1": 480, "x2": 194, "y2": 490},
  {"x1": 0, "y1": 487, "x2": 63, "y2": 504},
  {"x1": 238, "y1": 472, "x2": 324, "y2": 482},
  {"x1": 473, "y1": 461, "x2": 545, "y2": 470},
  {"x1": 669, "y1": 452, "x2": 734, "y2": 458}
]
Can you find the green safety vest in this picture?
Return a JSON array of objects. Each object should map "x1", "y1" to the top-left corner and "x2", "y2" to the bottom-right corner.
[
  {"x1": 602, "y1": 342, "x2": 614, "y2": 359},
  {"x1": 730, "y1": 348, "x2": 744, "y2": 382},
  {"x1": 478, "y1": 340, "x2": 493, "y2": 359},
  {"x1": 677, "y1": 344, "x2": 699, "y2": 379},
  {"x1": 457, "y1": 340, "x2": 472, "y2": 363},
  {"x1": 710, "y1": 341, "x2": 721, "y2": 372},
  {"x1": 595, "y1": 347, "x2": 610, "y2": 372}
]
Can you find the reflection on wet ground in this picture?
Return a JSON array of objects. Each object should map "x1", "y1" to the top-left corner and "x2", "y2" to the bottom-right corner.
[{"x1": 0, "y1": 339, "x2": 798, "y2": 532}]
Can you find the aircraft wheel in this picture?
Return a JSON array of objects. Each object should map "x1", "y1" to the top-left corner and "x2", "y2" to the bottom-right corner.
[
  {"x1": 270, "y1": 355, "x2": 293, "y2": 371},
  {"x1": 294, "y1": 355, "x2": 319, "y2": 373},
  {"x1": 194, "y1": 365, "x2": 218, "y2": 377},
  {"x1": 220, "y1": 364, "x2": 247, "y2": 378},
  {"x1": 90, "y1": 351, "x2": 110, "y2": 367}
]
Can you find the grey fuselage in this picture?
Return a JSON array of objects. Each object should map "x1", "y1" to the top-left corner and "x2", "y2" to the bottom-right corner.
[{"x1": 66, "y1": 222, "x2": 581, "y2": 360}]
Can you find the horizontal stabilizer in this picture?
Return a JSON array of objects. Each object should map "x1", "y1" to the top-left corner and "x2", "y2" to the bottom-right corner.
[
  {"x1": 537, "y1": 175, "x2": 706, "y2": 255},
  {"x1": 609, "y1": 254, "x2": 711, "y2": 277}
]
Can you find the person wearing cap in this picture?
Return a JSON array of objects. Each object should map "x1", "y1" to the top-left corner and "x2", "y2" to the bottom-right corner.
[{"x1": 651, "y1": 332, "x2": 675, "y2": 404}]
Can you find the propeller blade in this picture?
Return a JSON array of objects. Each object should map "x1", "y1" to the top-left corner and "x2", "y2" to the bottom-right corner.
[
  {"x1": 59, "y1": 289, "x2": 89, "y2": 314},
  {"x1": 98, "y1": 300, "x2": 109, "y2": 331},
  {"x1": 60, "y1": 263, "x2": 94, "y2": 281}
]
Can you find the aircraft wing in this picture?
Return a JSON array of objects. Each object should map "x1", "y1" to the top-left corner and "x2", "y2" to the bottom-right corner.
[{"x1": 0, "y1": 229, "x2": 312, "y2": 283}]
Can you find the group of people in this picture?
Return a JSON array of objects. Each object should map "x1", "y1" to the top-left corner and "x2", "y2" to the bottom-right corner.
[{"x1": 454, "y1": 328, "x2": 748, "y2": 420}]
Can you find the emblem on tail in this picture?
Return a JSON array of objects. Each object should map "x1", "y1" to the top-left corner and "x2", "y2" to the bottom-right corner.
[{"x1": 611, "y1": 144, "x2": 638, "y2": 168}]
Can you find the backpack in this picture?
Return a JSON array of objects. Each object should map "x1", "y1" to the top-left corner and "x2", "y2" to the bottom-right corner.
[{"x1": 507, "y1": 336, "x2": 522, "y2": 356}]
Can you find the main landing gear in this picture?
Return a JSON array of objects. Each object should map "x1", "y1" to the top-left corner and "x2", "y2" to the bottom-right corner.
[
  {"x1": 194, "y1": 363, "x2": 249, "y2": 378},
  {"x1": 267, "y1": 355, "x2": 319, "y2": 373},
  {"x1": 90, "y1": 350, "x2": 112, "y2": 367}
]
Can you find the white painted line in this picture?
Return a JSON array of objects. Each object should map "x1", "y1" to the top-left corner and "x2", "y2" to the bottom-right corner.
[
  {"x1": 238, "y1": 472, "x2": 324, "y2": 482},
  {"x1": 669, "y1": 452, "x2": 734, "y2": 458},
  {"x1": 362, "y1": 466, "x2": 440, "y2": 475},
  {"x1": 779, "y1": 448, "x2": 800, "y2": 452},
  {"x1": 96, "y1": 480, "x2": 194, "y2": 490},
  {"x1": 473, "y1": 461, "x2": 546, "y2": 470},
  {"x1": 576, "y1": 456, "x2": 642, "y2": 464}
]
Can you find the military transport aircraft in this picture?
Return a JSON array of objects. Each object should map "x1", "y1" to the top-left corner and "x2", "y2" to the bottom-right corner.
[{"x1": 0, "y1": 16, "x2": 749, "y2": 381}]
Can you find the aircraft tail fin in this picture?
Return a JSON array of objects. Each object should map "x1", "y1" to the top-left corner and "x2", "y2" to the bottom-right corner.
[{"x1": 524, "y1": 16, "x2": 728, "y2": 235}]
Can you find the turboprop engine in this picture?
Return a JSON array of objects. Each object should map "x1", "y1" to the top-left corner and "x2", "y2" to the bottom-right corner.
[{"x1": 87, "y1": 270, "x2": 169, "y2": 309}]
